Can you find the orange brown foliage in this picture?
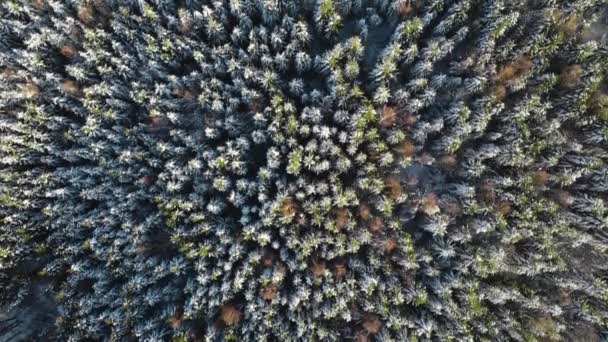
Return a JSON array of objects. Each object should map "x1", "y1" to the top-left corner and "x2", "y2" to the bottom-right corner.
[
  {"x1": 358, "y1": 203, "x2": 371, "y2": 221},
  {"x1": 334, "y1": 208, "x2": 349, "y2": 231},
  {"x1": 437, "y1": 154, "x2": 457, "y2": 170},
  {"x1": 384, "y1": 176, "x2": 402, "y2": 200},
  {"x1": 554, "y1": 190, "x2": 574, "y2": 208},
  {"x1": 420, "y1": 193, "x2": 440, "y2": 216},
  {"x1": 168, "y1": 312, "x2": 183, "y2": 329},
  {"x1": 261, "y1": 284, "x2": 278, "y2": 301},
  {"x1": 402, "y1": 112, "x2": 417, "y2": 127},
  {"x1": 495, "y1": 200, "x2": 513, "y2": 216},
  {"x1": 356, "y1": 332, "x2": 369, "y2": 342},
  {"x1": 78, "y1": 3, "x2": 95, "y2": 25},
  {"x1": 560, "y1": 65, "x2": 583, "y2": 88},
  {"x1": 310, "y1": 259, "x2": 326, "y2": 277},
  {"x1": 532, "y1": 170, "x2": 550, "y2": 188},
  {"x1": 479, "y1": 180, "x2": 496, "y2": 204},
  {"x1": 496, "y1": 55, "x2": 533, "y2": 83},
  {"x1": 399, "y1": 1, "x2": 414, "y2": 17},
  {"x1": 60, "y1": 45, "x2": 77, "y2": 58},
  {"x1": 492, "y1": 85, "x2": 507, "y2": 100},
  {"x1": 220, "y1": 304, "x2": 241, "y2": 326},
  {"x1": 23, "y1": 82, "x2": 39, "y2": 98},
  {"x1": 33, "y1": 0, "x2": 45, "y2": 9},
  {"x1": 178, "y1": 9, "x2": 191, "y2": 34},
  {"x1": 379, "y1": 105, "x2": 398, "y2": 128},
  {"x1": 280, "y1": 197, "x2": 297, "y2": 217},
  {"x1": 397, "y1": 140, "x2": 416, "y2": 159},
  {"x1": 334, "y1": 261, "x2": 347, "y2": 280},
  {"x1": 62, "y1": 80, "x2": 81, "y2": 97},
  {"x1": 383, "y1": 238, "x2": 397, "y2": 254},
  {"x1": 561, "y1": 15, "x2": 580, "y2": 36},
  {"x1": 368, "y1": 217, "x2": 384, "y2": 234},
  {"x1": 362, "y1": 316, "x2": 382, "y2": 334}
]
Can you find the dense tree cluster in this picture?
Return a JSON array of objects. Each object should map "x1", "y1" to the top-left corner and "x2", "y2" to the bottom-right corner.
[{"x1": 1, "y1": 0, "x2": 608, "y2": 341}]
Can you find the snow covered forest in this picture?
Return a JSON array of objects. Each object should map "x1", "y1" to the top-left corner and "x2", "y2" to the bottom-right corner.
[{"x1": 1, "y1": 0, "x2": 608, "y2": 341}]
